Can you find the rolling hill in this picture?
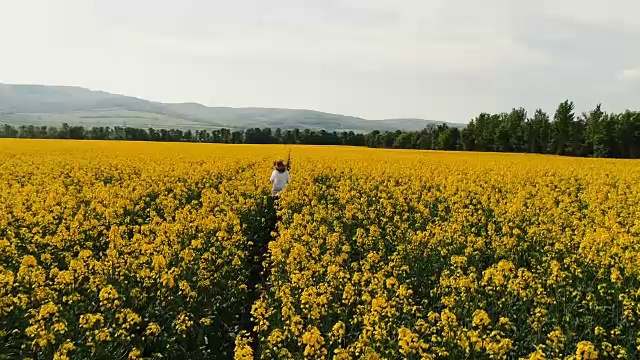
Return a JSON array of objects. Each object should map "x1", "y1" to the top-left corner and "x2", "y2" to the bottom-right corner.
[{"x1": 0, "y1": 84, "x2": 461, "y2": 132}]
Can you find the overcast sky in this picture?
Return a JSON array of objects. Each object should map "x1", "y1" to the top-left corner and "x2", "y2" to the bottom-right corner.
[{"x1": 0, "y1": 0, "x2": 638, "y2": 122}]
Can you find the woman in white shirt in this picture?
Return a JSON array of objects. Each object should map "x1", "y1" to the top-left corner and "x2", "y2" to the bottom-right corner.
[{"x1": 270, "y1": 159, "x2": 290, "y2": 198}]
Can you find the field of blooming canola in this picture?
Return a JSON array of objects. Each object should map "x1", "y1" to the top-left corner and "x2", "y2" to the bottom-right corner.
[
  {"x1": 0, "y1": 140, "x2": 283, "y2": 359},
  {"x1": 1, "y1": 139, "x2": 640, "y2": 359}
]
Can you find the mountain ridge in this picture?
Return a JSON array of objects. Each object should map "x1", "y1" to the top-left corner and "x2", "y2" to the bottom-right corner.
[{"x1": 0, "y1": 83, "x2": 463, "y2": 132}]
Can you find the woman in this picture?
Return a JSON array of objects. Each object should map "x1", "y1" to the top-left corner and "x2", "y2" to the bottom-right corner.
[{"x1": 270, "y1": 159, "x2": 290, "y2": 198}]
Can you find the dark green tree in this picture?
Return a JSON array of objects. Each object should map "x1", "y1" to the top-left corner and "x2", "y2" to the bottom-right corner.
[
  {"x1": 550, "y1": 100, "x2": 575, "y2": 155},
  {"x1": 526, "y1": 109, "x2": 551, "y2": 154}
]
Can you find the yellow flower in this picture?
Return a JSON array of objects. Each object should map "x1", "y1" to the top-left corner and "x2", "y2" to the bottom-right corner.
[
  {"x1": 94, "y1": 328, "x2": 111, "y2": 342},
  {"x1": 79, "y1": 313, "x2": 104, "y2": 329},
  {"x1": 53, "y1": 340, "x2": 75, "y2": 360},
  {"x1": 525, "y1": 349, "x2": 546, "y2": 360},
  {"x1": 610, "y1": 268, "x2": 623, "y2": 284},
  {"x1": 173, "y1": 313, "x2": 193, "y2": 335},
  {"x1": 331, "y1": 321, "x2": 346, "y2": 341},
  {"x1": 98, "y1": 285, "x2": 119, "y2": 308},
  {"x1": 547, "y1": 328, "x2": 565, "y2": 351},
  {"x1": 267, "y1": 329, "x2": 284, "y2": 345},
  {"x1": 472, "y1": 309, "x2": 491, "y2": 329},
  {"x1": 398, "y1": 327, "x2": 419, "y2": 355},
  {"x1": 234, "y1": 331, "x2": 253, "y2": 360},
  {"x1": 128, "y1": 347, "x2": 142, "y2": 359},
  {"x1": 3, "y1": 139, "x2": 640, "y2": 359},
  {"x1": 301, "y1": 326, "x2": 326, "y2": 357},
  {"x1": 576, "y1": 341, "x2": 598, "y2": 360},
  {"x1": 145, "y1": 323, "x2": 161, "y2": 337}
]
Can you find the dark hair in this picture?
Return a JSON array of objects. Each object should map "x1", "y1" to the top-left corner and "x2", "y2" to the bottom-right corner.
[{"x1": 274, "y1": 160, "x2": 286, "y2": 173}]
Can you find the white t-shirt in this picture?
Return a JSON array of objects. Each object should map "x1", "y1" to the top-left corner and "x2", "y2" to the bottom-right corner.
[{"x1": 270, "y1": 169, "x2": 290, "y2": 190}]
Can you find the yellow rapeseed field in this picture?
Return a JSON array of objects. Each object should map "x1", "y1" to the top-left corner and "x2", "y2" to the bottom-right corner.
[{"x1": 1, "y1": 139, "x2": 640, "y2": 360}]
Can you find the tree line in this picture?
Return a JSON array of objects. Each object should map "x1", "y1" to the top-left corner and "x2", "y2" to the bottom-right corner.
[
  {"x1": 0, "y1": 123, "x2": 367, "y2": 146},
  {"x1": 1, "y1": 100, "x2": 639, "y2": 158}
]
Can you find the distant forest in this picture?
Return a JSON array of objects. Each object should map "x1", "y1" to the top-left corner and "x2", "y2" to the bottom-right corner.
[{"x1": 2, "y1": 100, "x2": 640, "y2": 158}]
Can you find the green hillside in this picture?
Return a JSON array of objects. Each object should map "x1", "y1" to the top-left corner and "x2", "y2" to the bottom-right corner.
[{"x1": 0, "y1": 84, "x2": 460, "y2": 131}]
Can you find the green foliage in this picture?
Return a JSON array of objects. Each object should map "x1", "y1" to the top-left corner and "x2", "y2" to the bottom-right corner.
[{"x1": 549, "y1": 100, "x2": 575, "y2": 155}]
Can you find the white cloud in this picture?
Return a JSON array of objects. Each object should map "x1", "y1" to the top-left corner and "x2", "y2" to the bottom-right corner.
[
  {"x1": 532, "y1": 0, "x2": 640, "y2": 33},
  {"x1": 618, "y1": 67, "x2": 640, "y2": 81},
  {"x1": 102, "y1": 0, "x2": 551, "y2": 75},
  {"x1": 0, "y1": 0, "x2": 638, "y2": 121}
]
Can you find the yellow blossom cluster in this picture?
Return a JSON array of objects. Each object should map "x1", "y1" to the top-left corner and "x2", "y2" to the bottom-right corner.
[
  {"x1": 2, "y1": 139, "x2": 640, "y2": 359},
  {"x1": 254, "y1": 147, "x2": 640, "y2": 359},
  {"x1": 0, "y1": 139, "x2": 281, "y2": 359}
]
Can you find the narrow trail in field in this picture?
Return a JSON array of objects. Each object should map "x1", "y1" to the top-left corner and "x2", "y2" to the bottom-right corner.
[{"x1": 239, "y1": 195, "x2": 279, "y2": 358}]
